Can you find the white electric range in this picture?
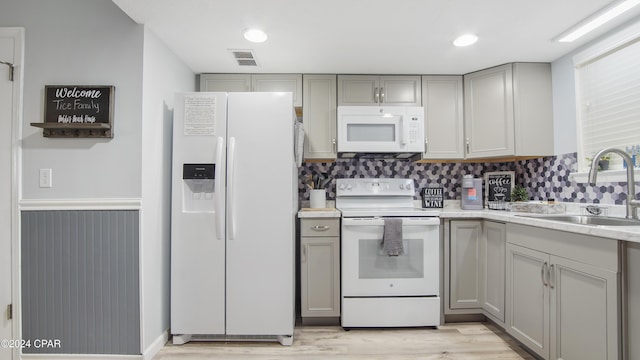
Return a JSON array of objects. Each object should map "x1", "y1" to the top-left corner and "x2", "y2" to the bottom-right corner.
[{"x1": 336, "y1": 178, "x2": 442, "y2": 328}]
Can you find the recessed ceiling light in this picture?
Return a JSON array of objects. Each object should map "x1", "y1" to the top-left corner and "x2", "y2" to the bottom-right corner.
[
  {"x1": 556, "y1": 0, "x2": 640, "y2": 42},
  {"x1": 243, "y1": 28, "x2": 268, "y2": 43},
  {"x1": 453, "y1": 34, "x2": 478, "y2": 47}
]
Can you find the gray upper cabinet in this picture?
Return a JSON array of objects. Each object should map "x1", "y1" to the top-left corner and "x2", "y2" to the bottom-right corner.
[
  {"x1": 464, "y1": 64, "x2": 515, "y2": 158},
  {"x1": 338, "y1": 75, "x2": 421, "y2": 106},
  {"x1": 463, "y1": 63, "x2": 553, "y2": 159},
  {"x1": 199, "y1": 74, "x2": 251, "y2": 92},
  {"x1": 251, "y1": 74, "x2": 303, "y2": 107},
  {"x1": 421, "y1": 76, "x2": 464, "y2": 159},
  {"x1": 302, "y1": 75, "x2": 337, "y2": 160},
  {"x1": 199, "y1": 73, "x2": 302, "y2": 107}
]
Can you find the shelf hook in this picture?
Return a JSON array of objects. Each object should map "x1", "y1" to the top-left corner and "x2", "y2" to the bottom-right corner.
[{"x1": 0, "y1": 61, "x2": 14, "y2": 82}]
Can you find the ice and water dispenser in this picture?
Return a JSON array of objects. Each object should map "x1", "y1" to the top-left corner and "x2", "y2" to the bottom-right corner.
[{"x1": 182, "y1": 163, "x2": 215, "y2": 212}]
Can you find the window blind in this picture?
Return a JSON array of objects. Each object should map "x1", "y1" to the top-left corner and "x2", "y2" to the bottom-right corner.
[{"x1": 577, "y1": 38, "x2": 640, "y2": 171}]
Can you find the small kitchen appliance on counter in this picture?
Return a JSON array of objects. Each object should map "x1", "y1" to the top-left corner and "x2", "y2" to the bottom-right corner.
[{"x1": 461, "y1": 175, "x2": 483, "y2": 210}]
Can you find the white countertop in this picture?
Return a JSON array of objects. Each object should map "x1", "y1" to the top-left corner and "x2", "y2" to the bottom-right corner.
[
  {"x1": 297, "y1": 208, "x2": 341, "y2": 218},
  {"x1": 439, "y1": 208, "x2": 640, "y2": 243},
  {"x1": 296, "y1": 200, "x2": 640, "y2": 243}
]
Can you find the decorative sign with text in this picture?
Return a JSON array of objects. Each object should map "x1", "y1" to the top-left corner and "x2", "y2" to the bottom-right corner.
[
  {"x1": 422, "y1": 186, "x2": 444, "y2": 208},
  {"x1": 484, "y1": 171, "x2": 514, "y2": 207},
  {"x1": 44, "y1": 85, "x2": 114, "y2": 125}
]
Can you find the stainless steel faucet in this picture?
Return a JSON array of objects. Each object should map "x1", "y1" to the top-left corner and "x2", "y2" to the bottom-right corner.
[{"x1": 588, "y1": 147, "x2": 640, "y2": 219}]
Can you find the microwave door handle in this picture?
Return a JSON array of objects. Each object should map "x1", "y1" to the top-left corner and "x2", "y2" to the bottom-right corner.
[{"x1": 399, "y1": 115, "x2": 408, "y2": 145}]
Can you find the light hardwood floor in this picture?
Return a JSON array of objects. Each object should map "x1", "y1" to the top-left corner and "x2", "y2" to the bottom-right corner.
[{"x1": 154, "y1": 323, "x2": 536, "y2": 359}]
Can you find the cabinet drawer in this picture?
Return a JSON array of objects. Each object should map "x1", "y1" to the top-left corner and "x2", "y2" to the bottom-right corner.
[{"x1": 301, "y1": 219, "x2": 340, "y2": 237}]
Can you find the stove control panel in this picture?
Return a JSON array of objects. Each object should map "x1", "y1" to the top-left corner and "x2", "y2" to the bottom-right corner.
[{"x1": 336, "y1": 178, "x2": 415, "y2": 197}]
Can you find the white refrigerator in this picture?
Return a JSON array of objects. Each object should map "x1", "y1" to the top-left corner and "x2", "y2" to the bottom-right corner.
[{"x1": 171, "y1": 92, "x2": 297, "y2": 345}]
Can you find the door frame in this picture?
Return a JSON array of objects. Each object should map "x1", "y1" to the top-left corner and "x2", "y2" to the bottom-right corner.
[{"x1": 1, "y1": 27, "x2": 24, "y2": 360}]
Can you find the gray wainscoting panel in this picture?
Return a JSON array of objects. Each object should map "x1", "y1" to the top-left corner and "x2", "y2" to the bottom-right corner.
[{"x1": 21, "y1": 210, "x2": 140, "y2": 355}]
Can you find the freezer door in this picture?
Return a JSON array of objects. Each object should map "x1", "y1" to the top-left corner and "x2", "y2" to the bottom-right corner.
[
  {"x1": 225, "y1": 92, "x2": 295, "y2": 336},
  {"x1": 171, "y1": 92, "x2": 227, "y2": 335}
]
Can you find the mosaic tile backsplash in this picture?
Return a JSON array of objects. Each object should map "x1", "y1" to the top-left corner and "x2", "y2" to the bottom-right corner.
[{"x1": 298, "y1": 152, "x2": 640, "y2": 205}]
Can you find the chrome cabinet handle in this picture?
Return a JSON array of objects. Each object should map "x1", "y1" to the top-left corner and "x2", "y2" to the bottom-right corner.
[
  {"x1": 374, "y1": 87, "x2": 380, "y2": 103},
  {"x1": 302, "y1": 244, "x2": 307, "y2": 263},
  {"x1": 541, "y1": 262, "x2": 548, "y2": 287},
  {"x1": 380, "y1": 87, "x2": 384, "y2": 103},
  {"x1": 425, "y1": 138, "x2": 428, "y2": 153},
  {"x1": 311, "y1": 225, "x2": 330, "y2": 231},
  {"x1": 549, "y1": 264, "x2": 555, "y2": 289},
  {"x1": 332, "y1": 138, "x2": 336, "y2": 153},
  {"x1": 465, "y1": 138, "x2": 470, "y2": 154}
]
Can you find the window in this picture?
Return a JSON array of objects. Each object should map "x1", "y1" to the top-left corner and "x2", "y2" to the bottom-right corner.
[{"x1": 574, "y1": 22, "x2": 640, "y2": 172}]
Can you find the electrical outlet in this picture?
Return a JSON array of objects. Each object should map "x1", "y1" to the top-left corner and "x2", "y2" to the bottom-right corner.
[{"x1": 39, "y1": 168, "x2": 52, "y2": 188}]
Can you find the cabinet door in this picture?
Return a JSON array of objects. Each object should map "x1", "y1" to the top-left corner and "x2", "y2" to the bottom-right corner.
[
  {"x1": 464, "y1": 64, "x2": 515, "y2": 158},
  {"x1": 338, "y1": 75, "x2": 379, "y2": 105},
  {"x1": 421, "y1": 76, "x2": 464, "y2": 159},
  {"x1": 628, "y1": 242, "x2": 640, "y2": 360},
  {"x1": 449, "y1": 220, "x2": 482, "y2": 309},
  {"x1": 549, "y1": 255, "x2": 619, "y2": 360},
  {"x1": 302, "y1": 75, "x2": 337, "y2": 159},
  {"x1": 199, "y1": 74, "x2": 251, "y2": 92},
  {"x1": 251, "y1": 74, "x2": 302, "y2": 107},
  {"x1": 513, "y1": 63, "x2": 553, "y2": 156},
  {"x1": 506, "y1": 243, "x2": 549, "y2": 359},
  {"x1": 300, "y1": 236, "x2": 340, "y2": 317},
  {"x1": 379, "y1": 76, "x2": 421, "y2": 106},
  {"x1": 481, "y1": 221, "x2": 506, "y2": 323}
]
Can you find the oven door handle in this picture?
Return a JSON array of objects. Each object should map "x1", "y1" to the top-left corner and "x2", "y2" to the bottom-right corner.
[{"x1": 342, "y1": 218, "x2": 440, "y2": 226}]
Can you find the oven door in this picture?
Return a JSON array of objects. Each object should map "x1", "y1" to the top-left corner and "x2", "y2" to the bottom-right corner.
[{"x1": 341, "y1": 217, "x2": 440, "y2": 297}]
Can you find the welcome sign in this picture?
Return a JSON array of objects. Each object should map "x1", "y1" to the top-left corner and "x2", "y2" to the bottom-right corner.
[{"x1": 44, "y1": 85, "x2": 114, "y2": 125}]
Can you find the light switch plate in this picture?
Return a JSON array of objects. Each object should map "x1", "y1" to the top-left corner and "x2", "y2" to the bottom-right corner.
[{"x1": 39, "y1": 168, "x2": 52, "y2": 188}]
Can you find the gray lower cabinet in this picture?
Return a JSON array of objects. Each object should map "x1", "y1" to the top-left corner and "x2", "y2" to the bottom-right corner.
[
  {"x1": 446, "y1": 219, "x2": 505, "y2": 324},
  {"x1": 448, "y1": 220, "x2": 482, "y2": 310},
  {"x1": 625, "y1": 242, "x2": 640, "y2": 360},
  {"x1": 506, "y1": 223, "x2": 620, "y2": 360},
  {"x1": 300, "y1": 218, "x2": 340, "y2": 320},
  {"x1": 480, "y1": 221, "x2": 506, "y2": 323}
]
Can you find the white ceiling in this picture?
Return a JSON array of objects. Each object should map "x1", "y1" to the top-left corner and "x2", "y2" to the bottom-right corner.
[{"x1": 112, "y1": 0, "x2": 640, "y2": 75}]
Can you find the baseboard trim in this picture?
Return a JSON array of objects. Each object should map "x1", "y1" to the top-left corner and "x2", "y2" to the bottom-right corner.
[
  {"x1": 19, "y1": 198, "x2": 142, "y2": 210},
  {"x1": 142, "y1": 330, "x2": 169, "y2": 360},
  {"x1": 21, "y1": 354, "x2": 141, "y2": 360}
]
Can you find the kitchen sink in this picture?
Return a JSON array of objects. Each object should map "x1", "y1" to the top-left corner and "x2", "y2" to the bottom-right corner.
[{"x1": 516, "y1": 214, "x2": 640, "y2": 227}]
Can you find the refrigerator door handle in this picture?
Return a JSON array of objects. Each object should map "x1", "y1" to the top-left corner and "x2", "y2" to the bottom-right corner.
[
  {"x1": 228, "y1": 136, "x2": 237, "y2": 240},
  {"x1": 215, "y1": 136, "x2": 224, "y2": 240}
]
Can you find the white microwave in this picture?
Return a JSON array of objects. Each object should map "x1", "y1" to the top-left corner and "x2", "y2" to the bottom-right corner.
[{"x1": 337, "y1": 106, "x2": 425, "y2": 159}]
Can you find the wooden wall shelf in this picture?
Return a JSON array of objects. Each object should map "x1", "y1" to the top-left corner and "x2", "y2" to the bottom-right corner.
[{"x1": 30, "y1": 123, "x2": 112, "y2": 138}]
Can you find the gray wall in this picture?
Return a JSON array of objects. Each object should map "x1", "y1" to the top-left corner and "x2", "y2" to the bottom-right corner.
[
  {"x1": 0, "y1": 0, "x2": 144, "y2": 199},
  {"x1": 21, "y1": 210, "x2": 140, "y2": 355},
  {"x1": 140, "y1": 27, "x2": 195, "y2": 349}
]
